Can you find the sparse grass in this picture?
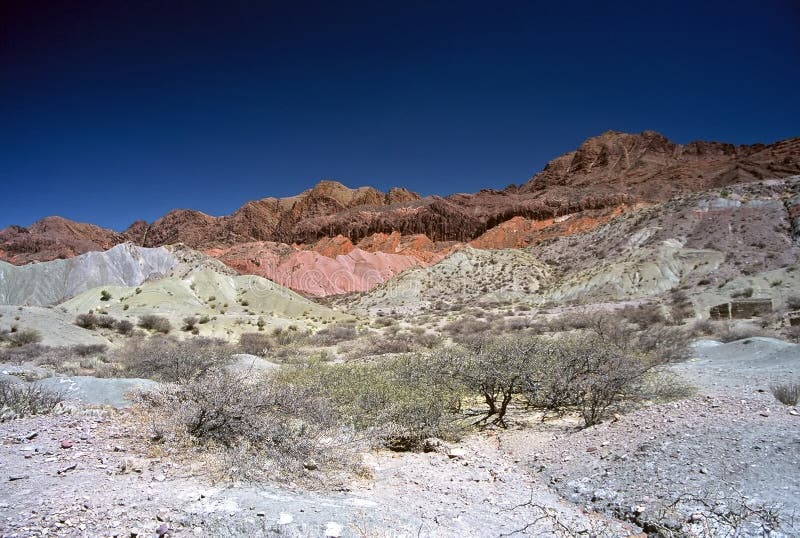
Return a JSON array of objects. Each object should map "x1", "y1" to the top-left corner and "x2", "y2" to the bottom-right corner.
[{"x1": 770, "y1": 381, "x2": 800, "y2": 406}]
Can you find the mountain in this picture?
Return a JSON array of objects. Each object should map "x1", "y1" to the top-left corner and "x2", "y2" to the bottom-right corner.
[{"x1": 2, "y1": 131, "x2": 798, "y2": 297}]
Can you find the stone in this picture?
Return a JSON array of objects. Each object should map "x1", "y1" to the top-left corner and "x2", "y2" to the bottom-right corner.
[
  {"x1": 60, "y1": 440, "x2": 73, "y2": 449},
  {"x1": 447, "y1": 448, "x2": 466, "y2": 459}
]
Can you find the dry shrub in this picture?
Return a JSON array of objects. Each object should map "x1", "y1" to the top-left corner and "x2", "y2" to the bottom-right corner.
[
  {"x1": 72, "y1": 343, "x2": 107, "y2": 357},
  {"x1": 137, "y1": 314, "x2": 172, "y2": 334},
  {"x1": 116, "y1": 336, "x2": 233, "y2": 382},
  {"x1": 0, "y1": 380, "x2": 64, "y2": 420},
  {"x1": 0, "y1": 343, "x2": 47, "y2": 363},
  {"x1": 238, "y1": 332, "x2": 274, "y2": 356},
  {"x1": 770, "y1": 381, "x2": 800, "y2": 406},
  {"x1": 442, "y1": 317, "x2": 491, "y2": 343},
  {"x1": 74, "y1": 312, "x2": 98, "y2": 329},
  {"x1": 138, "y1": 370, "x2": 352, "y2": 480},
  {"x1": 712, "y1": 322, "x2": 770, "y2": 343},
  {"x1": 115, "y1": 319, "x2": 134, "y2": 336},
  {"x1": 310, "y1": 322, "x2": 358, "y2": 346},
  {"x1": 6, "y1": 329, "x2": 42, "y2": 347}
]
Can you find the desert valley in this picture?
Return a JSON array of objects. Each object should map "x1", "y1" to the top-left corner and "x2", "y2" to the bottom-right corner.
[{"x1": 1, "y1": 130, "x2": 799, "y2": 537}]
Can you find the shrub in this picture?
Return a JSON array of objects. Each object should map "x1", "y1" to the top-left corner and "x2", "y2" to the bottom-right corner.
[
  {"x1": 786, "y1": 295, "x2": 800, "y2": 310},
  {"x1": 72, "y1": 344, "x2": 107, "y2": 357},
  {"x1": 0, "y1": 380, "x2": 64, "y2": 420},
  {"x1": 7, "y1": 329, "x2": 42, "y2": 347},
  {"x1": 433, "y1": 337, "x2": 541, "y2": 427},
  {"x1": 770, "y1": 381, "x2": 800, "y2": 406},
  {"x1": 94, "y1": 315, "x2": 117, "y2": 329},
  {"x1": 75, "y1": 312, "x2": 98, "y2": 329},
  {"x1": 0, "y1": 344, "x2": 47, "y2": 364},
  {"x1": 530, "y1": 334, "x2": 664, "y2": 426},
  {"x1": 310, "y1": 323, "x2": 358, "y2": 346},
  {"x1": 100, "y1": 290, "x2": 112, "y2": 301},
  {"x1": 138, "y1": 315, "x2": 172, "y2": 334},
  {"x1": 731, "y1": 287, "x2": 754, "y2": 299},
  {"x1": 115, "y1": 319, "x2": 134, "y2": 336},
  {"x1": 182, "y1": 316, "x2": 198, "y2": 332},
  {"x1": 281, "y1": 356, "x2": 464, "y2": 451},
  {"x1": 116, "y1": 336, "x2": 233, "y2": 382},
  {"x1": 137, "y1": 370, "x2": 345, "y2": 479},
  {"x1": 238, "y1": 332, "x2": 274, "y2": 356}
]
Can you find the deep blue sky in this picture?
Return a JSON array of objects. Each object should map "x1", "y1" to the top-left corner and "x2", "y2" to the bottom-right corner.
[{"x1": 1, "y1": 1, "x2": 798, "y2": 231}]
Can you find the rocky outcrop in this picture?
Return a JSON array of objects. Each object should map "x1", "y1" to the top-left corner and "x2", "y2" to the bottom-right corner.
[
  {"x1": 2, "y1": 132, "x2": 798, "y2": 273},
  {"x1": 0, "y1": 216, "x2": 124, "y2": 265},
  {"x1": 0, "y1": 243, "x2": 177, "y2": 306},
  {"x1": 208, "y1": 233, "x2": 456, "y2": 296}
]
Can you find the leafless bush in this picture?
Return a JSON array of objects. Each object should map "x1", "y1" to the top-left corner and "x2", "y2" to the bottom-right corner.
[
  {"x1": 0, "y1": 380, "x2": 64, "y2": 420},
  {"x1": 0, "y1": 343, "x2": 48, "y2": 364},
  {"x1": 74, "y1": 312, "x2": 98, "y2": 329},
  {"x1": 181, "y1": 316, "x2": 198, "y2": 332},
  {"x1": 72, "y1": 344, "x2": 107, "y2": 357},
  {"x1": 116, "y1": 335, "x2": 233, "y2": 382},
  {"x1": 138, "y1": 370, "x2": 350, "y2": 479},
  {"x1": 271, "y1": 326, "x2": 309, "y2": 346},
  {"x1": 238, "y1": 332, "x2": 274, "y2": 356},
  {"x1": 442, "y1": 317, "x2": 491, "y2": 343},
  {"x1": 786, "y1": 295, "x2": 800, "y2": 310},
  {"x1": 94, "y1": 315, "x2": 117, "y2": 329},
  {"x1": 310, "y1": 323, "x2": 358, "y2": 346},
  {"x1": 6, "y1": 329, "x2": 42, "y2": 347},
  {"x1": 712, "y1": 323, "x2": 769, "y2": 343},
  {"x1": 115, "y1": 319, "x2": 134, "y2": 336},
  {"x1": 691, "y1": 318, "x2": 716, "y2": 336},
  {"x1": 138, "y1": 315, "x2": 172, "y2": 334},
  {"x1": 770, "y1": 381, "x2": 800, "y2": 406}
]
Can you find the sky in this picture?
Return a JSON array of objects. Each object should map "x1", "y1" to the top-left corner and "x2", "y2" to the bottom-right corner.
[{"x1": 1, "y1": 0, "x2": 798, "y2": 231}]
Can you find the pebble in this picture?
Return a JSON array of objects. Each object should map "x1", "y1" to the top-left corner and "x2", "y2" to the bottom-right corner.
[{"x1": 60, "y1": 440, "x2": 73, "y2": 449}]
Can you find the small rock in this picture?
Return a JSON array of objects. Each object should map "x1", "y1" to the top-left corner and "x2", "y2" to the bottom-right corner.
[
  {"x1": 325, "y1": 522, "x2": 343, "y2": 537},
  {"x1": 789, "y1": 409, "x2": 798, "y2": 416},
  {"x1": 57, "y1": 464, "x2": 78, "y2": 475},
  {"x1": 8, "y1": 475, "x2": 29, "y2": 481},
  {"x1": 586, "y1": 446, "x2": 598, "y2": 453},
  {"x1": 60, "y1": 440, "x2": 73, "y2": 449},
  {"x1": 699, "y1": 467, "x2": 708, "y2": 474},
  {"x1": 759, "y1": 410, "x2": 771, "y2": 418},
  {"x1": 156, "y1": 511, "x2": 168, "y2": 522},
  {"x1": 448, "y1": 448, "x2": 466, "y2": 459},
  {"x1": 256, "y1": 512, "x2": 266, "y2": 517},
  {"x1": 277, "y1": 512, "x2": 293, "y2": 524},
  {"x1": 156, "y1": 523, "x2": 169, "y2": 536},
  {"x1": 302, "y1": 459, "x2": 318, "y2": 471},
  {"x1": 689, "y1": 512, "x2": 705, "y2": 523},
  {"x1": 25, "y1": 431, "x2": 39, "y2": 440}
]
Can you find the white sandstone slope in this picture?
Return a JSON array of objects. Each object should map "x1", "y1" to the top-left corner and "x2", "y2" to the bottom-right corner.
[{"x1": 0, "y1": 244, "x2": 177, "y2": 306}]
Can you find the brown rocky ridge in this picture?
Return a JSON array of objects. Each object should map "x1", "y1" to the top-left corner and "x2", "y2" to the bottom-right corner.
[{"x1": 2, "y1": 130, "x2": 798, "y2": 295}]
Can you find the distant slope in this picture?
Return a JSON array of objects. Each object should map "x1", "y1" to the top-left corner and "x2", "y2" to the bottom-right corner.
[
  {"x1": 0, "y1": 244, "x2": 177, "y2": 306},
  {"x1": 337, "y1": 247, "x2": 551, "y2": 315},
  {"x1": 61, "y1": 268, "x2": 348, "y2": 338}
]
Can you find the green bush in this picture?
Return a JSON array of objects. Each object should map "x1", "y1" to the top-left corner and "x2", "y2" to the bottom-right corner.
[{"x1": 281, "y1": 355, "x2": 465, "y2": 450}]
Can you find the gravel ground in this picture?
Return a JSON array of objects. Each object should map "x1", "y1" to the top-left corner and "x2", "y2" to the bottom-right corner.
[{"x1": 1, "y1": 337, "x2": 797, "y2": 537}]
